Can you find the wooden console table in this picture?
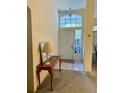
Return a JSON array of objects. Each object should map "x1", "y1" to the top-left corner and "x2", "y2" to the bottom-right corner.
[{"x1": 36, "y1": 56, "x2": 61, "y2": 91}]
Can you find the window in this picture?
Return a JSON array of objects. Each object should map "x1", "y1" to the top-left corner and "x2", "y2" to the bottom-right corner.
[
  {"x1": 94, "y1": 25, "x2": 97, "y2": 31},
  {"x1": 60, "y1": 14, "x2": 82, "y2": 28},
  {"x1": 74, "y1": 30, "x2": 81, "y2": 54}
]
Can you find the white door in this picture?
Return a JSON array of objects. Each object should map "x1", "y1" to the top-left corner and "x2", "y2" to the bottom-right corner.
[{"x1": 59, "y1": 30, "x2": 74, "y2": 60}]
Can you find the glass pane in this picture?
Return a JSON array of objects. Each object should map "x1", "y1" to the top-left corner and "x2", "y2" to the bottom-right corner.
[
  {"x1": 66, "y1": 19, "x2": 71, "y2": 24},
  {"x1": 94, "y1": 25, "x2": 97, "y2": 31},
  {"x1": 60, "y1": 14, "x2": 82, "y2": 28},
  {"x1": 65, "y1": 23, "x2": 71, "y2": 27},
  {"x1": 71, "y1": 19, "x2": 76, "y2": 24},
  {"x1": 60, "y1": 23, "x2": 65, "y2": 28}
]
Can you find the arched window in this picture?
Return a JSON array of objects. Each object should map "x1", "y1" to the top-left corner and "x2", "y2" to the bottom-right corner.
[{"x1": 60, "y1": 14, "x2": 82, "y2": 28}]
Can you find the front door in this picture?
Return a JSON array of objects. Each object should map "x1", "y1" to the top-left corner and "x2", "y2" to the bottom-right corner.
[{"x1": 59, "y1": 30, "x2": 74, "y2": 60}]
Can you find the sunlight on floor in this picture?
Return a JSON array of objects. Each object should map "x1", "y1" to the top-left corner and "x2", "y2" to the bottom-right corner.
[{"x1": 54, "y1": 60, "x2": 84, "y2": 71}]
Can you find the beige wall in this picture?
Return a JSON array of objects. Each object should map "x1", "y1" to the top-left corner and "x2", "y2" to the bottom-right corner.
[
  {"x1": 84, "y1": 0, "x2": 95, "y2": 72},
  {"x1": 27, "y1": 0, "x2": 58, "y2": 92}
]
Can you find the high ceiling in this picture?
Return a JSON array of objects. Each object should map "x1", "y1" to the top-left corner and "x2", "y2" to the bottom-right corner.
[
  {"x1": 55, "y1": 0, "x2": 97, "y2": 18},
  {"x1": 56, "y1": 0, "x2": 87, "y2": 10}
]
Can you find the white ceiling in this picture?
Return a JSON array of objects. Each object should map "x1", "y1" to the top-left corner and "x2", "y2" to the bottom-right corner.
[
  {"x1": 55, "y1": 0, "x2": 87, "y2": 10},
  {"x1": 55, "y1": 0, "x2": 97, "y2": 18}
]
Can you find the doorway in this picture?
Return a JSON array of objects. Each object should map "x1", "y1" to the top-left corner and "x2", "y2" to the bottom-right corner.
[
  {"x1": 59, "y1": 29, "x2": 82, "y2": 61},
  {"x1": 59, "y1": 29, "x2": 82, "y2": 62},
  {"x1": 59, "y1": 30, "x2": 75, "y2": 61},
  {"x1": 59, "y1": 29, "x2": 83, "y2": 71},
  {"x1": 58, "y1": 13, "x2": 84, "y2": 71}
]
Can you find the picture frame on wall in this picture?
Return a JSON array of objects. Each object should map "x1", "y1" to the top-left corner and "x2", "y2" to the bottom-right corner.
[{"x1": 39, "y1": 42, "x2": 46, "y2": 64}]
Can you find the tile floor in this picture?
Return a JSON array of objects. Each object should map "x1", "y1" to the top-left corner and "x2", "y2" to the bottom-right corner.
[{"x1": 54, "y1": 60, "x2": 84, "y2": 71}]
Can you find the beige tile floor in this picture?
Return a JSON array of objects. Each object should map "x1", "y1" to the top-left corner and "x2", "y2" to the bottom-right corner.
[{"x1": 54, "y1": 60, "x2": 84, "y2": 71}]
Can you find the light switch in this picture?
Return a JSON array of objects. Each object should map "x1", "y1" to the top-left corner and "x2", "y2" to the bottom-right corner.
[{"x1": 88, "y1": 34, "x2": 91, "y2": 37}]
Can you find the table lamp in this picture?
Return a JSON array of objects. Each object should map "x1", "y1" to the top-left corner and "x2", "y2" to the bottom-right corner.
[{"x1": 42, "y1": 42, "x2": 53, "y2": 59}]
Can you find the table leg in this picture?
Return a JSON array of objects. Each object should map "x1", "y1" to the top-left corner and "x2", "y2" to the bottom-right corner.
[
  {"x1": 36, "y1": 68, "x2": 41, "y2": 89},
  {"x1": 48, "y1": 68, "x2": 54, "y2": 91},
  {"x1": 59, "y1": 58, "x2": 61, "y2": 71}
]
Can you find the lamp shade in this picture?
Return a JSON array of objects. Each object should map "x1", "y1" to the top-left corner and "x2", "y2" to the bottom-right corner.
[{"x1": 42, "y1": 42, "x2": 53, "y2": 53}]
